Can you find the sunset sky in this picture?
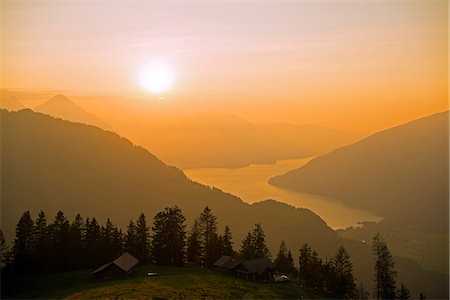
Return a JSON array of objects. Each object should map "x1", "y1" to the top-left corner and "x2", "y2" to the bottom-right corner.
[{"x1": 1, "y1": 1, "x2": 448, "y2": 133}]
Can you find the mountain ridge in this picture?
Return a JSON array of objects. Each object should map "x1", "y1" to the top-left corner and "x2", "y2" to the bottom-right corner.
[{"x1": 270, "y1": 110, "x2": 449, "y2": 232}]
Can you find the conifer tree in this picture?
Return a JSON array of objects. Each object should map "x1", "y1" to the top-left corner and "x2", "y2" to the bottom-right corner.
[
  {"x1": 186, "y1": 220, "x2": 202, "y2": 264},
  {"x1": 275, "y1": 240, "x2": 295, "y2": 274},
  {"x1": 239, "y1": 223, "x2": 271, "y2": 260},
  {"x1": 197, "y1": 207, "x2": 221, "y2": 265},
  {"x1": 372, "y1": 233, "x2": 397, "y2": 299},
  {"x1": 251, "y1": 223, "x2": 271, "y2": 259},
  {"x1": 33, "y1": 210, "x2": 49, "y2": 271},
  {"x1": 221, "y1": 225, "x2": 235, "y2": 256},
  {"x1": 135, "y1": 213, "x2": 151, "y2": 263},
  {"x1": 239, "y1": 231, "x2": 255, "y2": 260},
  {"x1": 48, "y1": 211, "x2": 71, "y2": 271},
  {"x1": 151, "y1": 206, "x2": 186, "y2": 266},
  {"x1": 68, "y1": 213, "x2": 84, "y2": 270},
  {"x1": 111, "y1": 227, "x2": 123, "y2": 258},
  {"x1": 333, "y1": 245, "x2": 356, "y2": 299},
  {"x1": 298, "y1": 243, "x2": 322, "y2": 288},
  {"x1": 13, "y1": 211, "x2": 35, "y2": 272},
  {"x1": 124, "y1": 220, "x2": 138, "y2": 256},
  {"x1": 101, "y1": 219, "x2": 116, "y2": 262},
  {"x1": 85, "y1": 217, "x2": 102, "y2": 267}
]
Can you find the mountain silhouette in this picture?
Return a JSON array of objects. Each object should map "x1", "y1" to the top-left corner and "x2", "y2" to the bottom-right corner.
[
  {"x1": 34, "y1": 94, "x2": 111, "y2": 130},
  {"x1": 130, "y1": 112, "x2": 362, "y2": 169},
  {"x1": 2, "y1": 109, "x2": 447, "y2": 298},
  {"x1": 270, "y1": 111, "x2": 449, "y2": 232},
  {"x1": 1, "y1": 109, "x2": 335, "y2": 255},
  {"x1": 0, "y1": 95, "x2": 25, "y2": 111}
]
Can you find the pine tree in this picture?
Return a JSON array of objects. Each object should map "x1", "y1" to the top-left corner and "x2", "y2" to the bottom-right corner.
[
  {"x1": 239, "y1": 231, "x2": 255, "y2": 260},
  {"x1": 251, "y1": 223, "x2": 271, "y2": 259},
  {"x1": 298, "y1": 243, "x2": 322, "y2": 288},
  {"x1": 111, "y1": 227, "x2": 123, "y2": 258},
  {"x1": 48, "y1": 211, "x2": 71, "y2": 272},
  {"x1": 221, "y1": 225, "x2": 235, "y2": 256},
  {"x1": 101, "y1": 218, "x2": 116, "y2": 262},
  {"x1": 186, "y1": 220, "x2": 202, "y2": 264},
  {"x1": 85, "y1": 217, "x2": 102, "y2": 267},
  {"x1": 287, "y1": 250, "x2": 295, "y2": 274},
  {"x1": 68, "y1": 213, "x2": 84, "y2": 270},
  {"x1": 239, "y1": 224, "x2": 271, "y2": 260},
  {"x1": 135, "y1": 213, "x2": 151, "y2": 263},
  {"x1": 397, "y1": 284, "x2": 411, "y2": 300},
  {"x1": 333, "y1": 245, "x2": 356, "y2": 299},
  {"x1": 33, "y1": 210, "x2": 49, "y2": 272},
  {"x1": 13, "y1": 211, "x2": 35, "y2": 272},
  {"x1": 372, "y1": 233, "x2": 397, "y2": 299},
  {"x1": 151, "y1": 206, "x2": 186, "y2": 266},
  {"x1": 197, "y1": 207, "x2": 221, "y2": 265},
  {"x1": 275, "y1": 240, "x2": 295, "y2": 274},
  {"x1": 124, "y1": 220, "x2": 138, "y2": 256}
]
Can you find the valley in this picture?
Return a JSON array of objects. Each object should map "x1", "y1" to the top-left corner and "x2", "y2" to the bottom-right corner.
[{"x1": 185, "y1": 157, "x2": 382, "y2": 229}]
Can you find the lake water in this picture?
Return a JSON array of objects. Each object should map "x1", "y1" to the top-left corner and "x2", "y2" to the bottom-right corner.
[{"x1": 184, "y1": 157, "x2": 382, "y2": 229}]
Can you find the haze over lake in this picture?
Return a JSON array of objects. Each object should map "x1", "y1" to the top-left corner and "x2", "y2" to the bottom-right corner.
[{"x1": 185, "y1": 157, "x2": 382, "y2": 229}]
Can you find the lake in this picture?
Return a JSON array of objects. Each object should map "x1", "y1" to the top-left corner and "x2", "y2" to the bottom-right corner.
[{"x1": 184, "y1": 157, "x2": 382, "y2": 229}]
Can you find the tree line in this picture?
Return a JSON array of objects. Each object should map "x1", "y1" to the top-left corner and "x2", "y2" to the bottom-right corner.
[{"x1": 0, "y1": 207, "x2": 421, "y2": 299}]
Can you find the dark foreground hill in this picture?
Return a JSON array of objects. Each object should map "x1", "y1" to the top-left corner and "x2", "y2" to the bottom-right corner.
[
  {"x1": 1, "y1": 109, "x2": 447, "y2": 298},
  {"x1": 270, "y1": 111, "x2": 449, "y2": 233}
]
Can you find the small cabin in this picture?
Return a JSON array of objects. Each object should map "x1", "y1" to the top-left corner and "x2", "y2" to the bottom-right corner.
[
  {"x1": 233, "y1": 257, "x2": 274, "y2": 282},
  {"x1": 213, "y1": 255, "x2": 274, "y2": 282},
  {"x1": 92, "y1": 252, "x2": 139, "y2": 279}
]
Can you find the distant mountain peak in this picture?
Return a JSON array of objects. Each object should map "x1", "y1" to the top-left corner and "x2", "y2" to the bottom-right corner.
[
  {"x1": 35, "y1": 94, "x2": 111, "y2": 130},
  {"x1": 49, "y1": 93, "x2": 72, "y2": 102},
  {"x1": 0, "y1": 95, "x2": 25, "y2": 111}
]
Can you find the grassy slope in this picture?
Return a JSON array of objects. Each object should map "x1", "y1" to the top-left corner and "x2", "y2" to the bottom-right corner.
[{"x1": 5, "y1": 265, "x2": 309, "y2": 299}]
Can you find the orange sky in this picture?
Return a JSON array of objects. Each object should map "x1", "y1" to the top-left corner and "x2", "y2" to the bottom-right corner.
[{"x1": 1, "y1": 1, "x2": 448, "y2": 133}]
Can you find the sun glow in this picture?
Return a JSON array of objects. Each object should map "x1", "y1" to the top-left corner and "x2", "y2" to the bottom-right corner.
[{"x1": 138, "y1": 62, "x2": 175, "y2": 94}]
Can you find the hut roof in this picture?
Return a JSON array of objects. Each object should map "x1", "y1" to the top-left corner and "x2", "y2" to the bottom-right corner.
[
  {"x1": 92, "y1": 252, "x2": 139, "y2": 275},
  {"x1": 213, "y1": 255, "x2": 243, "y2": 269},
  {"x1": 241, "y1": 257, "x2": 274, "y2": 274}
]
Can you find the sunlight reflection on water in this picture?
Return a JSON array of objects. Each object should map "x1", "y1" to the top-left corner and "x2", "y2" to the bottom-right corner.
[{"x1": 184, "y1": 157, "x2": 382, "y2": 229}]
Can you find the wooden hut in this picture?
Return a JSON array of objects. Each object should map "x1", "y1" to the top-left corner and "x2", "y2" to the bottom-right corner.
[
  {"x1": 233, "y1": 257, "x2": 274, "y2": 282},
  {"x1": 92, "y1": 252, "x2": 139, "y2": 279}
]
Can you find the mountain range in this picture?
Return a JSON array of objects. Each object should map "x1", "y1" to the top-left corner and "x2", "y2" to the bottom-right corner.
[
  {"x1": 270, "y1": 111, "x2": 449, "y2": 233},
  {"x1": 1, "y1": 109, "x2": 447, "y2": 298},
  {"x1": 114, "y1": 112, "x2": 364, "y2": 169},
  {"x1": 24, "y1": 94, "x2": 363, "y2": 169}
]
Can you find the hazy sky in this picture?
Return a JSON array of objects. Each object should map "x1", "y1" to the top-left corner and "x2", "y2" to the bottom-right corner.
[{"x1": 1, "y1": 1, "x2": 448, "y2": 132}]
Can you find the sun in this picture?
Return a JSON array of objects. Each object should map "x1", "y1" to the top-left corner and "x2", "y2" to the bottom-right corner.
[{"x1": 138, "y1": 61, "x2": 175, "y2": 94}]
